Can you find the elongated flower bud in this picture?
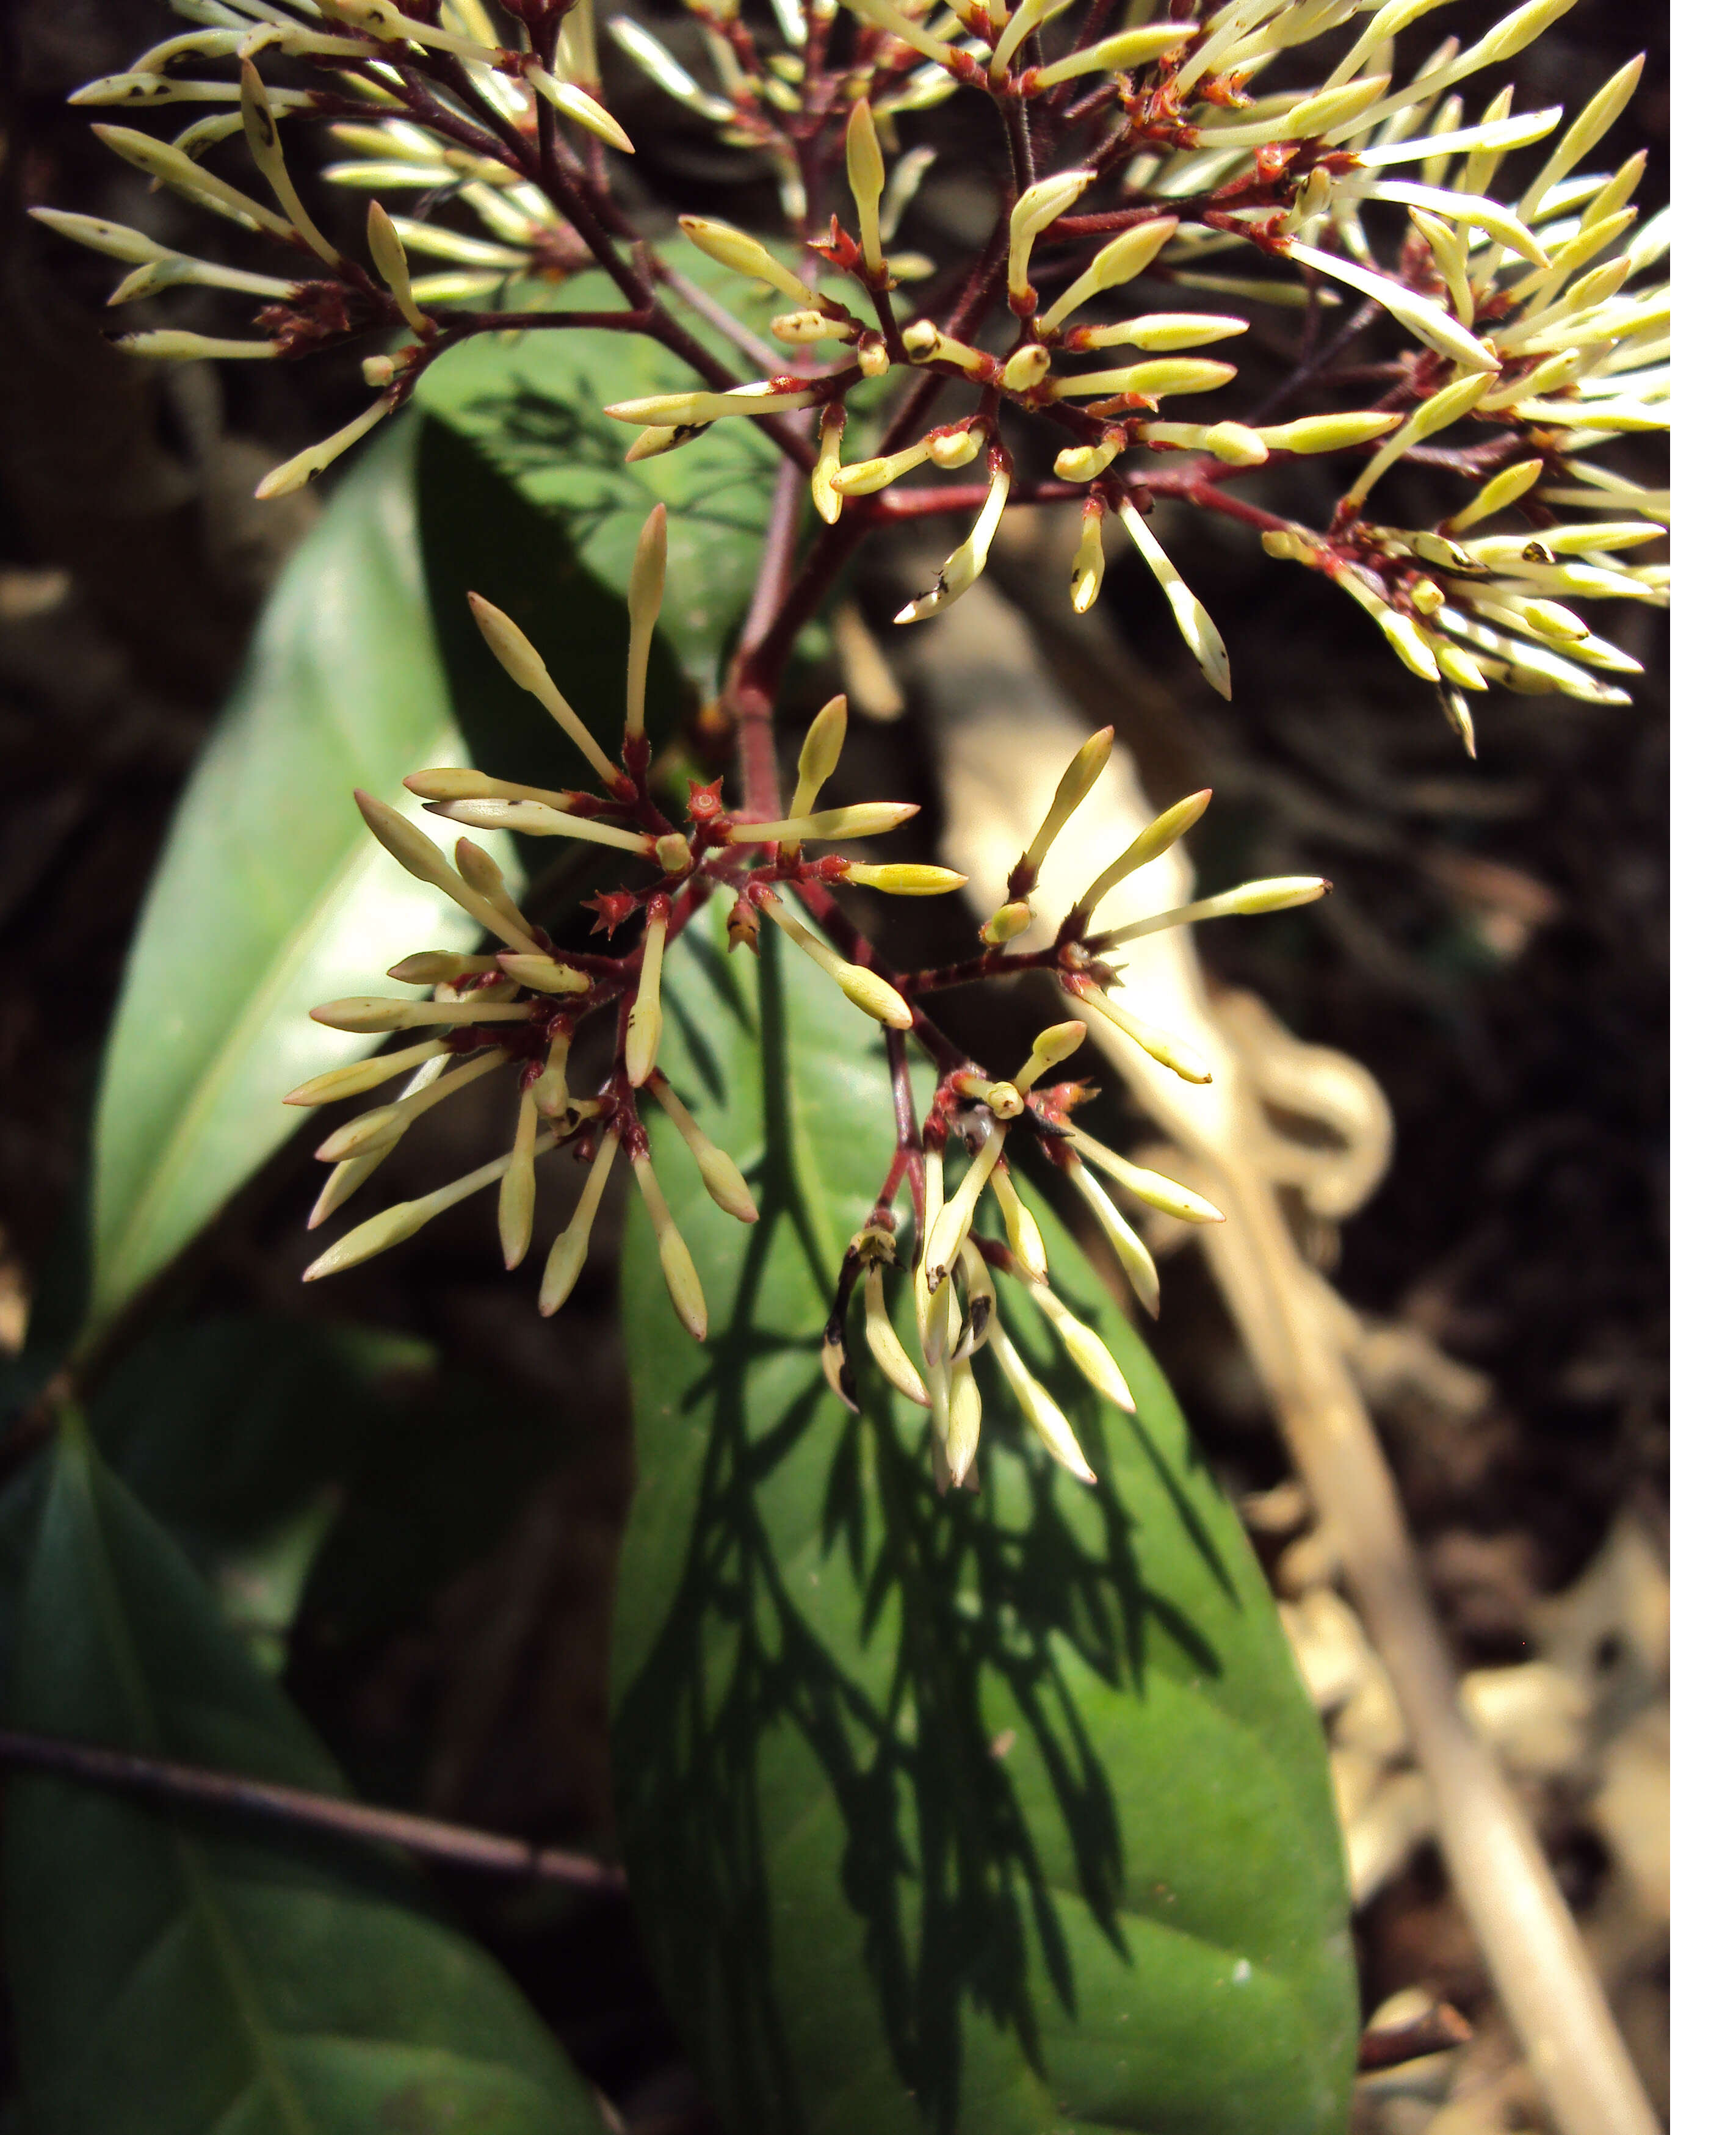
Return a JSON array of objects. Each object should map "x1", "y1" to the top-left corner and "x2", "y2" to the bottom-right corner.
[
  {"x1": 305, "y1": 1130, "x2": 559, "y2": 1283},
  {"x1": 1342, "y1": 370, "x2": 1497, "y2": 507},
  {"x1": 403, "y1": 768, "x2": 576, "y2": 809},
  {"x1": 1025, "y1": 1281, "x2": 1134, "y2": 1414},
  {"x1": 351, "y1": 790, "x2": 540, "y2": 953},
  {"x1": 812, "y1": 403, "x2": 845, "y2": 526},
  {"x1": 540, "y1": 1130, "x2": 618, "y2": 1315},
  {"x1": 625, "y1": 904, "x2": 667, "y2": 1086},
  {"x1": 1068, "y1": 977, "x2": 1213, "y2": 1084},
  {"x1": 895, "y1": 458, "x2": 1011, "y2": 624},
  {"x1": 986, "y1": 1322, "x2": 1094, "y2": 1483},
  {"x1": 839, "y1": 862, "x2": 967, "y2": 896},
  {"x1": 728, "y1": 802, "x2": 917, "y2": 844},
  {"x1": 990, "y1": 1167, "x2": 1047, "y2": 1279},
  {"x1": 1069, "y1": 312, "x2": 1248, "y2": 354},
  {"x1": 238, "y1": 60, "x2": 341, "y2": 266},
  {"x1": 1070, "y1": 508, "x2": 1105, "y2": 614},
  {"x1": 366, "y1": 198, "x2": 430, "y2": 333},
  {"x1": 1516, "y1": 54, "x2": 1644, "y2": 224},
  {"x1": 431, "y1": 798, "x2": 653, "y2": 855},
  {"x1": 255, "y1": 397, "x2": 394, "y2": 500},
  {"x1": 649, "y1": 1075, "x2": 758, "y2": 1223},
  {"x1": 1052, "y1": 356, "x2": 1235, "y2": 400},
  {"x1": 625, "y1": 504, "x2": 666, "y2": 741},
  {"x1": 524, "y1": 61, "x2": 635, "y2": 154},
  {"x1": 899, "y1": 321, "x2": 991, "y2": 374},
  {"x1": 498, "y1": 1088, "x2": 539, "y2": 1270},
  {"x1": 866, "y1": 1262, "x2": 929, "y2": 1407},
  {"x1": 845, "y1": 100, "x2": 885, "y2": 275},
  {"x1": 609, "y1": 18, "x2": 733, "y2": 121},
  {"x1": 1445, "y1": 457, "x2": 1544, "y2": 532},
  {"x1": 1255, "y1": 411, "x2": 1402, "y2": 455},
  {"x1": 1065, "y1": 1125, "x2": 1224, "y2": 1224},
  {"x1": 115, "y1": 330, "x2": 281, "y2": 363},
  {"x1": 1035, "y1": 218, "x2": 1177, "y2": 335},
  {"x1": 1030, "y1": 24, "x2": 1190, "y2": 90},
  {"x1": 759, "y1": 894, "x2": 912, "y2": 1028},
  {"x1": 606, "y1": 383, "x2": 822, "y2": 426},
  {"x1": 634, "y1": 1149, "x2": 707, "y2": 1339},
  {"x1": 1065, "y1": 1158, "x2": 1160, "y2": 1315},
  {"x1": 1017, "y1": 729, "x2": 1112, "y2": 887},
  {"x1": 925, "y1": 1125, "x2": 1008, "y2": 1291},
  {"x1": 468, "y1": 598, "x2": 620, "y2": 788},
  {"x1": 677, "y1": 214, "x2": 809, "y2": 304},
  {"x1": 311, "y1": 995, "x2": 535, "y2": 1033},
  {"x1": 1069, "y1": 785, "x2": 1209, "y2": 921},
  {"x1": 772, "y1": 310, "x2": 850, "y2": 345},
  {"x1": 284, "y1": 1036, "x2": 449, "y2": 1107},
  {"x1": 944, "y1": 1349, "x2": 983, "y2": 1486},
  {"x1": 1008, "y1": 170, "x2": 1091, "y2": 306},
  {"x1": 833, "y1": 441, "x2": 935, "y2": 497},
  {"x1": 314, "y1": 1047, "x2": 504, "y2": 1163},
  {"x1": 1334, "y1": 569, "x2": 1441, "y2": 680},
  {"x1": 836, "y1": 0, "x2": 958, "y2": 68},
  {"x1": 494, "y1": 954, "x2": 593, "y2": 994},
  {"x1": 1116, "y1": 505, "x2": 1231, "y2": 698},
  {"x1": 92, "y1": 123, "x2": 294, "y2": 239},
  {"x1": 1098, "y1": 877, "x2": 1329, "y2": 947},
  {"x1": 1193, "y1": 74, "x2": 1392, "y2": 151},
  {"x1": 1286, "y1": 242, "x2": 1499, "y2": 371}
]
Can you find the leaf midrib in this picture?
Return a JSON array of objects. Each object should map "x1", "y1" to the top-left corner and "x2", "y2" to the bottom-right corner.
[{"x1": 71, "y1": 1439, "x2": 316, "y2": 2135}]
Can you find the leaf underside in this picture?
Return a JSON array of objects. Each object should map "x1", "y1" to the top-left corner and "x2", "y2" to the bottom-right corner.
[{"x1": 612, "y1": 906, "x2": 1358, "y2": 2135}]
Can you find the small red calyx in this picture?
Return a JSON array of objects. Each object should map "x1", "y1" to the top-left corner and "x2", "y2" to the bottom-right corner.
[
  {"x1": 1030, "y1": 1079, "x2": 1096, "y2": 1129},
  {"x1": 686, "y1": 776, "x2": 725, "y2": 824},
  {"x1": 585, "y1": 889, "x2": 641, "y2": 937},
  {"x1": 811, "y1": 215, "x2": 863, "y2": 276}
]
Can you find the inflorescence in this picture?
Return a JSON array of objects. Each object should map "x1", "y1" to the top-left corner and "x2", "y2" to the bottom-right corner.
[
  {"x1": 40, "y1": 0, "x2": 1668, "y2": 1489},
  {"x1": 281, "y1": 505, "x2": 1325, "y2": 1487},
  {"x1": 39, "y1": 0, "x2": 1668, "y2": 751}
]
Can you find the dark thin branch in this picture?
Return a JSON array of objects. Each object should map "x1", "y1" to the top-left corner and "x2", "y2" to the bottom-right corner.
[{"x1": 0, "y1": 1729, "x2": 624, "y2": 1895}]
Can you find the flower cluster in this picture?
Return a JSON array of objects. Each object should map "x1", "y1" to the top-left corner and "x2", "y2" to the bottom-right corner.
[
  {"x1": 284, "y1": 499, "x2": 963, "y2": 1335},
  {"x1": 816, "y1": 721, "x2": 1327, "y2": 1491},
  {"x1": 280, "y1": 511, "x2": 1324, "y2": 1486},
  {"x1": 39, "y1": 1, "x2": 1667, "y2": 746}
]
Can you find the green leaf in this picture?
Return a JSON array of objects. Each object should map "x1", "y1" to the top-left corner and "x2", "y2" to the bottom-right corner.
[
  {"x1": 85, "y1": 420, "x2": 491, "y2": 1337},
  {"x1": 611, "y1": 909, "x2": 1358, "y2": 2135},
  {"x1": 85, "y1": 272, "x2": 772, "y2": 1341},
  {"x1": 2, "y1": 1420, "x2": 606, "y2": 2135},
  {"x1": 414, "y1": 264, "x2": 776, "y2": 697}
]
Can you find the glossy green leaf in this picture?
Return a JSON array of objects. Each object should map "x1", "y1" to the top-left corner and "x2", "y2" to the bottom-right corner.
[
  {"x1": 612, "y1": 909, "x2": 1358, "y2": 2134},
  {"x1": 85, "y1": 420, "x2": 492, "y2": 1337},
  {"x1": 414, "y1": 263, "x2": 776, "y2": 696},
  {"x1": 2, "y1": 1420, "x2": 605, "y2": 2135}
]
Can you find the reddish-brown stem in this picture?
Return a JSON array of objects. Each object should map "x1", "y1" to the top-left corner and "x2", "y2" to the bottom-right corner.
[
  {"x1": 731, "y1": 456, "x2": 810, "y2": 818},
  {"x1": 0, "y1": 1729, "x2": 623, "y2": 1894}
]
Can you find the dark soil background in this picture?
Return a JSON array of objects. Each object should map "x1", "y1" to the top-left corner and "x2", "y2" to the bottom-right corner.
[{"x1": 0, "y1": 4, "x2": 1668, "y2": 2129}]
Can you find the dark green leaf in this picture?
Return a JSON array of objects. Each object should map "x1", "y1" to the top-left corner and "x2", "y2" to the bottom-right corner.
[
  {"x1": 612, "y1": 909, "x2": 1357, "y2": 2134},
  {"x1": 414, "y1": 264, "x2": 775, "y2": 698},
  {"x1": 85, "y1": 421, "x2": 488, "y2": 1336},
  {"x1": 416, "y1": 414, "x2": 689, "y2": 822},
  {"x1": 2, "y1": 1420, "x2": 606, "y2": 2135}
]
